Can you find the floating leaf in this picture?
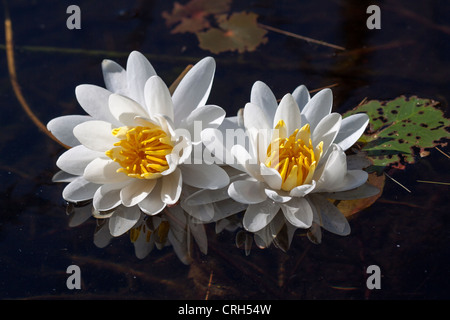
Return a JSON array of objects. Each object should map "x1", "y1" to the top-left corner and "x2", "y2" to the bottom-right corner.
[
  {"x1": 162, "y1": 0, "x2": 232, "y2": 34},
  {"x1": 333, "y1": 173, "x2": 385, "y2": 218},
  {"x1": 344, "y1": 96, "x2": 450, "y2": 172},
  {"x1": 196, "y1": 12, "x2": 268, "y2": 54}
]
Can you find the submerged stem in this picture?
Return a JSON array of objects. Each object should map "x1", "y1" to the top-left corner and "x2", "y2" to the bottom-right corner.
[{"x1": 3, "y1": 0, "x2": 69, "y2": 149}]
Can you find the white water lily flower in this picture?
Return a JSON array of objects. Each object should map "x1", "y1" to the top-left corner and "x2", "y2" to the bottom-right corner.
[
  {"x1": 202, "y1": 81, "x2": 379, "y2": 236},
  {"x1": 48, "y1": 52, "x2": 230, "y2": 236}
]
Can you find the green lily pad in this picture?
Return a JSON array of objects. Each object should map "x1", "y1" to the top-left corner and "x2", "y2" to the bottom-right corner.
[{"x1": 344, "y1": 96, "x2": 450, "y2": 172}]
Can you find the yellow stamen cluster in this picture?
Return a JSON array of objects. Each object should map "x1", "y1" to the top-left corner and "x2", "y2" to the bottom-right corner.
[
  {"x1": 105, "y1": 125, "x2": 174, "y2": 179},
  {"x1": 265, "y1": 120, "x2": 323, "y2": 191}
]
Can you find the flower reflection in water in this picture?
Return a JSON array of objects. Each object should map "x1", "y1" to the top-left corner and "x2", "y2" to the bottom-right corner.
[{"x1": 67, "y1": 200, "x2": 208, "y2": 265}]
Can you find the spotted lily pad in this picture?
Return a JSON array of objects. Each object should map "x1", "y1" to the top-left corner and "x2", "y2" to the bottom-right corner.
[
  {"x1": 344, "y1": 96, "x2": 450, "y2": 172},
  {"x1": 196, "y1": 12, "x2": 268, "y2": 54}
]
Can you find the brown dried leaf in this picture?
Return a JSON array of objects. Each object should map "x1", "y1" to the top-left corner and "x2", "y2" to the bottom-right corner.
[
  {"x1": 196, "y1": 12, "x2": 268, "y2": 54},
  {"x1": 162, "y1": 0, "x2": 232, "y2": 34}
]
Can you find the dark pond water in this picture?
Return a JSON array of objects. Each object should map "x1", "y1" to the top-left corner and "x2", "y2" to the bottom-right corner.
[{"x1": 0, "y1": 0, "x2": 449, "y2": 300}]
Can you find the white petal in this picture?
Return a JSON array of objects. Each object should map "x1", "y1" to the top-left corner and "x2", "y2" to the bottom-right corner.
[
  {"x1": 170, "y1": 133, "x2": 192, "y2": 166},
  {"x1": 335, "y1": 113, "x2": 369, "y2": 151},
  {"x1": 138, "y1": 181, "x2": 166, "y2": 215},
  {"x1": 73, "y1": 120, "x2": 117, "y2": 152},
  {"x1": 182, "y1": 104, "x2": 225, "y2": 139},
  {"x1": 273, "y1": 93, "x2": 302, "y2": 135},
  {"x1": 308, "y1": 194, "x2": 350, "y2": 236},
  {"x1": 230, "y1": 143, "x2": 252, "y2": 167},
  {"x1": 93, "y1": 181, "x2": 130, "y2": 211},
  {"x1": 172, "y1": 57, "x2": 215, "y2": 126},
  {"x1": 292, "y1": 85, "x2": 310, "y2": 111},
  {"x1": 260, "y1": 163, "x2": 282, "y2": 190},
  {"x1": 102, "y1": 59, "x2": 127, "y2": 95},
  {"x1": 47, "y1": 115, "x2": 91, "y2": 147},
  {"x1": 62, "y1": 177, "x2": 100, "y2": 202},
  {"x1": 250, "y1": 81, "x2": 277, "y2": 121},
  {"x1": 75, "y1": 84, "x2": 119, "y2": 125},
  {"x1": 243, "y1": 102, "x2": 271, "y2": 132},
  {"x1": 243, "y1": 200, "x2": 280, "y2": 232},
  {"x1": 52, "y1": 170, "x2": 77, "y2": 183},
  {"x1": 56, "y1": 145, "x2": 104, "y2": 176},
  {"x1": 332, "y1": 169, "x2": 369, "y2": 192},
  {"x1": 324, "y1": 182, "x2": 380, "y2": 200},
  {"x1": 184, "y1": 173, "x2": 247, "y2": 206},
  {"x1": 108, "y1": 205, "x2": 141, "y2": 237},
  {"x1": 144, "y1": 76, "x2": 174, "y2": 121},
  {"x1": 126, "y1": 51, "x2": 157, "y2": 107},
  {"x1": 162, "y1": 153, "x2": 179, "y2": 177},
  {"x1": 314, "y1": 145, "x2": 347, "y2": 192},
  {"x1": 228, "y1": 180, "x2": 267, "y2": 204},
  {"x1": 280, "y1": 197, "x2": 313, "y2": 229},
  {"x1": 109, "y1": 94, "x2": 149, "y2": 126},
  {"x1": 255, "y1": 129, "x2": 272, "y2": 165},
  {"x1": 84, "y1": 158, "x2": 129, "y2": 184},
  {"x1": 201, "y1": 126, "x2": 238, "y2": 167},
  {"x1": 180, "y1": 164, "x2": 229, "y2": 189},
  {"x1": 289, "y1": 180, "x2": 316, "y2": 197},
  {"x1": 201, "y1": 116, "x2": 246, "y2": 162},
  {"x1": 229, "y1": 144, "x2": 261, "y2": 179},
  {"x1": 120, "y1": 179, "x2": 157, "y2": 207},
  {"x1": 243, "y1": 103, "x2": 272, "y2": 163},
  {"x1": 264, "y1": 188, "x2": 292, "y2": 203},
  {"x1": 301, "y1": 88, "x2": 333, "y2": 131},
  {"x1": 161, "y1": 167, "x2": 182, "y2": 205},
  {"x1": 311, "y1": 112, "x2": 342, "y2": 158}
]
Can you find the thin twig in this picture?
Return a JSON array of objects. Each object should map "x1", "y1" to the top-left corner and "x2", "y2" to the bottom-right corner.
[
  {"x1": 416, "y1": 180, "x2": 450, "y2": 186},
  {"x1": 384, "y1": 172, "x2": 411, "y2": 193},
  {"x1": 309, "y1": 83, "x2": 339, "y2": 94},
  {"x1": 435, "y1": 147, "x2": 450, "y2": 159},
  {"x1": 204, "y1": 269, "x2": 214, "y2": 300},
  {"x1": 357, "y1": 97, "x2": 368, "y2": 107},
  {"x1": 258, "y1": 23, "x2": 346, "y2": 51},
  {"x1": 3, "y1": 1, "x2": 69, "y2": 149},
  {"x1": 377, "y1": 199, "x2": 425, "y2": 209}
]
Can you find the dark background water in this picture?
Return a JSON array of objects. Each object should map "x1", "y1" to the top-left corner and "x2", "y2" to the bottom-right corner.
[{"x1": 0, "y1": 0, "x2": 449, "y2": 300}]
